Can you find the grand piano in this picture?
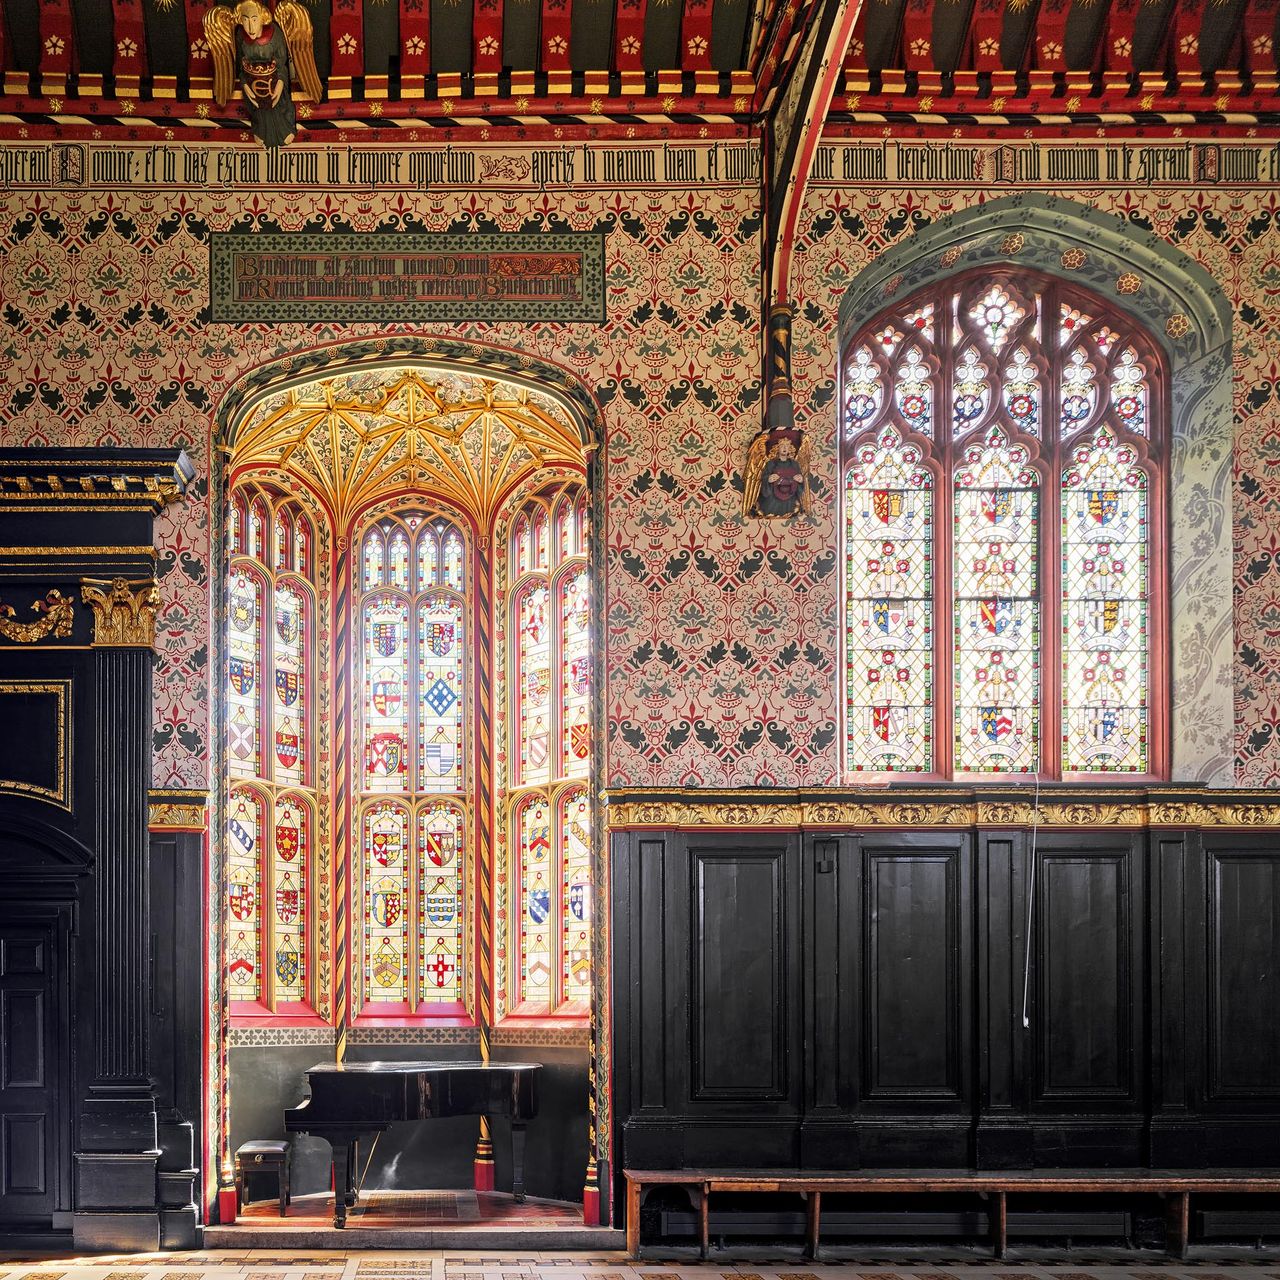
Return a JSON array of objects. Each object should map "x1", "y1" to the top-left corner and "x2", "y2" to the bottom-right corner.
[{"x1": 284, "y1": 1060, "x2": 541, "y2": 1227}]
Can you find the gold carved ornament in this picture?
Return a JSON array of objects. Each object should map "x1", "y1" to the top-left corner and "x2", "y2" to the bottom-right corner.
[
  {"x1": 0, "y1": 589, "x2": 76, "y2": 643},
  {"x1": 81, "y1": 577, "x2": 161, "y2": 647}
]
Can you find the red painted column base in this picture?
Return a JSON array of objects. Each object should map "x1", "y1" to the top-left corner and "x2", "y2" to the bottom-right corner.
[
  {"x1": 218, "y1": 1184, "x2": 239, "y2": 1225},
  {"x1": 474, "y1": 1158, "x2": 495, "y2": 1191},
  {"x1": 582, "y1": 1183, "x2": 601, "y2": 1226}
]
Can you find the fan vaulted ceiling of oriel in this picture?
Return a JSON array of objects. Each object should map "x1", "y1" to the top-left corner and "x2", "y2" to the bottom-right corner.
[{"x1": 231, "y1": 367, "x2": 585, "y2": 529}]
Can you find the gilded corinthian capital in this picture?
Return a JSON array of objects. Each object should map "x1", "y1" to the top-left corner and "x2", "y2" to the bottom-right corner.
[{"x1": 81, "y1": 577, "x2": 161, "y2": 647}]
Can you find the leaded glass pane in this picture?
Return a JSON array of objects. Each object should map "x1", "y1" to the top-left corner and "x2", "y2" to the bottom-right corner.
[
  {"x1": 389, "y1": 529, "x2": 411, "y2": 589},
  {"x1": 1061, "y1": 427, "x2": 1149, "y2": 772},
  {"x1": 227, "y1": 788, "x2": 262, "y2": 999},
  {"x1": 952, "y1": 345, "x2": 991, "y2": 438},
  {"x1": 954, "y1": 427, "x2": 1040, "y2": 773},
  {"x1": 515, "y1": 515, "x2": 533, "y2": 577},
  {"x1": 1061, "y1": 346, "x2": 1098, "y2": 432},
  {"x1": 416, "y1": 528, "x2": 439, "y2": 591},
  {"x1": 969, "y1": 282, "x2": 1025, "y2": 352},
  {"x1": 249, "y1": 498, "x2": 267, "y2": 561},
  {"x1": 894, "y1": 346, "x2": 933, "y2": 436},
  {"x1": 843, "y1": 344, "x2": 883, "y2": 437},
  {"x1": 518, "y1": 796, "x2": 553, "y2": 1004},
  {"x1": 1110, "y1": 346, "x2": 1149, "y2": 438},
  {"x1": 416, "y1": 594, "x2": 465, "y2": 793},
  {"x1": 272, "y1": 582, "x2": 305, "y2": 785},
  {"x1": 533, "y1": 509, "x2": 549, "y2": 570},
  {"x1": 294, "y1": 516, "x2": 310, "y2": 575},
  {"x1": 271, "y1": 795, "x2": 306, "y2": 1001},
  {"x1": 363, "y1": 593, "x2": 409, "y2": 791},
  {"x1": 362, "y1": 529, "x2": 385, "y2": 591},
  {"x1": 517, "y1": 583, "x2": 552, "y2": 786},
  {"x1": 417, "y1": 801, "x2": 464, "y2": 1005},
  {"x1": 1002, "y1": 346, "x2": 1041, "y2": 436},
  {"x1": 442, "y1": 527, "x2": 465, "y2": 591},
  {"x1": 844, "y1": 427, "x2": 934, "y2": 772},
  {"x1": 227, "y1": 569, "x2": 262, "y2": 778},
  {"x1": 363, "y1": 800, "x2": 409, "y2": 1002},
  {"x1": 560, "y1": 568, "x2": 590, "y2": 776},
  {"x1": 275, "y1": 509, "x2": 291, "y2": 570},
  {"x1": 560, "y1": 788, "x2": 591, "y2": 1002}
]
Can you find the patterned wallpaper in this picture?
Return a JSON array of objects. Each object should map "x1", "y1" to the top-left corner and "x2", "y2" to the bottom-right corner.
[{"x1": 0, "y1": 146, "x2": 1276, "y2": 787}]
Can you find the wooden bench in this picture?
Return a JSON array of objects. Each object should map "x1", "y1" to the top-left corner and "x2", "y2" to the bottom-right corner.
[{"x1": 624, "y1": 1168, "x2": 1280, "y2": 1259}]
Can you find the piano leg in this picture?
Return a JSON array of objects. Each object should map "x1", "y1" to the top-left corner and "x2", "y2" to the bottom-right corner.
[
  {"x1": 332, "y1": 1142, "x2": 353, "y2": 1229},
  {"x1": 346, "y1": 1139, "x2": 358, "y2": 1206},
  {"x1": 511, "y1": 1121, "x2": 528, "y2": 1203}
]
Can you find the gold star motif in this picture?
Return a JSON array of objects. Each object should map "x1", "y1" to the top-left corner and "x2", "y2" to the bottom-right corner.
[
  {"x1": 121, "y1": 99, "x2": 136, "y2": 114},
  {"x1": 48, "y1": 97, "x2": 62, "y2": 112},
  {"x1": 369, "y1": 100, "x2": 383, "y2": 116},
  {"x1": 197, "y1": 102, "x2": 210, "y2": 117}
]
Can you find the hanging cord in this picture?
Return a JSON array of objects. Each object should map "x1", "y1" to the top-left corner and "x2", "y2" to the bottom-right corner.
[{"x1": 1020, "y1": 774, "x2": 1041, "y2": 1030}]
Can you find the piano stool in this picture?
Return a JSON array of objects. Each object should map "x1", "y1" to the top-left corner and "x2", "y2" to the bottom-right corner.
[{"x1": 235, "y1": 1139, "x2": 293, "y2": 1218}]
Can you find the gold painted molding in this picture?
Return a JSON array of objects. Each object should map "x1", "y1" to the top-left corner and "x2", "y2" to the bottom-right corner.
[
  {"x1": 81, "y1": 577, "x2": 161, "y2": 647},
  {"x1": 0, "y1": 680, "x2": 71, "y2": 810},
  {"x1": 148, "y1": 789, "x2": 209, "y2": 831},
  {"x1": 0, "y1": 589, "x2": 76, "y2": 644},
  {"x1": 605, "y1": 789, "x2": 1280, "y2": 830}
]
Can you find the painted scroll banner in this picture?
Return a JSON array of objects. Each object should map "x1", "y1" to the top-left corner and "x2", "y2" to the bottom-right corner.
[{"x1": 209, "y1": 231, "x2": 606, "y2": 323}]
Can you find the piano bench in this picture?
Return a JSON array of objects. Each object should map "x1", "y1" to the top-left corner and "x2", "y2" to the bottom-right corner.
[{"x1": 235, "y1": 1139, "x2": 292, "y2": 1217}]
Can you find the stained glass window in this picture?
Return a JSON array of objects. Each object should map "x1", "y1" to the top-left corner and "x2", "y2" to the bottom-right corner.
[
  {"x1": 418, "y1": 801, "x2": 465, "y2": 1005},
  {"x1": 506, "y1": 480, "x2": 593, "y2": 1014},
  {"x1": 842, "y1": 270, "x2": 1162, "y2": 779},
  {"x1": 227, "y1": 787, "x2": 262, "y2": 1000},
  {"x1": 226, "y1": 486, "x2": 319, "y2": 1012},
  {"x1": 363, "y1": 800, "x2": 410, "y2": 1003},
  {"x1": 357, "y1": 513, "x2": 470, "y2": 1012}
]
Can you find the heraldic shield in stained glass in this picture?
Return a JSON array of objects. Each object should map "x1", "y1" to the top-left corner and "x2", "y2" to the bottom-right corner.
[
  {"x1": 357, "y1": 515, "x2": 469, "y2": 1009},
  {"x1": 224, "y1": 486, "x2": 317, "y2": 1009},
  {"x1": 508, "y1": 481, "x2": 592, "y2": 1014},
  {"x1": 842, "y1": 272, "x2": 1158, "y2": 779}
]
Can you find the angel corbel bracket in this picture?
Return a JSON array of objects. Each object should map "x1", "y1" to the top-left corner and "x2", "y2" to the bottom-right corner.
[{"x1": 204, "y1": 0, "x2": 324, "y2": 149}]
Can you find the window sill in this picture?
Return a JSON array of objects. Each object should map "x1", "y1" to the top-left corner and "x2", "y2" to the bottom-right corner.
[{"x1": 229, "y1": 1003, "x2": 328, "y2": 1026}]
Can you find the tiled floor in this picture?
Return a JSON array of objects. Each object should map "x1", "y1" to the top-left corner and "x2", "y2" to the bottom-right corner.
[
  {"x1": 4, "y1": 1251, "x2": 1280, "y2": 1280},
  {"x1": 235, "y1": 1193, "x2": 580, "y2": 1229}
]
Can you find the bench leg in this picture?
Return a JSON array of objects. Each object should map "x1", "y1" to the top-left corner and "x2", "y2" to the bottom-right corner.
[
  {"x1": 990, "y1": 1190, "x2": 1007, "y2": 1258},
  {"x1": 1167, "y1": 1192, "x2": 1189, "y2": 1258},
  {"x1": 626, "y1": 1179, "x2": 641, "y2": 1258},
  {"x1": 805, "y1": 1189, "x2": 822, "y2": 1261},
  {"x1": 278, "y1": 1164, "x2": 287, "y2": 1218},
  {"x1": 699, "y1": 1183, "x2": 709, "y2": 1260}
]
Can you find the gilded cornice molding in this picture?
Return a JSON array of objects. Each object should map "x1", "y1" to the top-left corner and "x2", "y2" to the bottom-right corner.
[
  {"x1": 148, "y1": 788, "x2": 210, "y2": 832},
  {"x1": 604, "y1": 788, "x2": 1280, "y2": 830},
  {"x1": 81, "y1": 576, "x2": 161, "y2": 647},
  {"x1": 0, "y1": 589, "x2": 76, "y2": 644}
]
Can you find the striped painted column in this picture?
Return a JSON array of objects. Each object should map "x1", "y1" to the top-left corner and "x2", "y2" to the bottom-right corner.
[
  {"x1": 332, "y1": 545, "x2": 352, "y2": 1063},
  {"x1": 473, "y1": 539, "x2": 496, "y2": 1191}
]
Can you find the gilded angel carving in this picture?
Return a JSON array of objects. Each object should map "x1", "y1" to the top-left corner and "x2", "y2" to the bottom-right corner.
[
  {"x1": 204, "y1": 1, "x2": 323, "y2": 149},
  {"x1": 742, "y1": 427, "x2": 812, "y2": 518}
]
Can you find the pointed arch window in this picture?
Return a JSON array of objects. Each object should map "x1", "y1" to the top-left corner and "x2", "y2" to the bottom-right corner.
[
  {"x1": 841, "y1": 270, "x2": 1165, "y2": 779},
  {"x1": 507, "y1": 480, "x2": 592, "y2": 1016},
  {"x1": 225, "y1": 482, "x2": 319, "y2": 1012},
  {"x1": 356, "y1": 513, "x2": 468, "y2": 1015}
]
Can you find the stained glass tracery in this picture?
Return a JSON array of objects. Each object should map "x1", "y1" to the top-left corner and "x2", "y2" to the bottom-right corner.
[{"x1": 842, "y1": 271, "x2": 1161, "y2": 780}]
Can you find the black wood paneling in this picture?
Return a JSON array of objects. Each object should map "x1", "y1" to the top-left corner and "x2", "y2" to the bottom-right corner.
[
  {"x1": 692, "y1": 848, "x2": 788, "y2": 1101},
  {"x1": 1207, "y1": 845, "x2": 1280, "y2": 1099}
]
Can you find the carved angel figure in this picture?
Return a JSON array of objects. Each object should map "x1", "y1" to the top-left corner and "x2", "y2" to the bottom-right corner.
[
  {"x1": 742, "y1": 427, "x2": 812, "y2": 518},
  {"x1": 204, "y1": 0, "x2": 323, "y2": 149}
]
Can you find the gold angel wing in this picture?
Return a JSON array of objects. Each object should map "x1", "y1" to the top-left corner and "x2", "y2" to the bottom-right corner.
[
  {"x1": 795, "y1": 434, "x2": 813, "y2": 514},
  {"x1": 741, "y1": 431, "x2": 768, "y2": 519},
  {"x1": 203, "y1": 4, "x2": 238, "y2": 107},
  {"x1": 276, "y1": 0, "x2": 323, "y2": 103}
]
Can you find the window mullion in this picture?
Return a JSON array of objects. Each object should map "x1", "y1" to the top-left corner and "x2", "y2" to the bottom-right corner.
[
  {"x1": 937, "y1": 286, "x2": 956, "y2": 780},
  {"x1": 1043, "y1": 282, "x2": 1064, "y2": 779}
]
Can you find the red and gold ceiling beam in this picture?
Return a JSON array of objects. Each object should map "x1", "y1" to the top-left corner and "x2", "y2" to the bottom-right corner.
[
  {"x1": 762, "y1": 0, "x2": 862, "y2": 436},
  {"x1": 111, "y1": 0, "x2": 149, "y2": 98}
]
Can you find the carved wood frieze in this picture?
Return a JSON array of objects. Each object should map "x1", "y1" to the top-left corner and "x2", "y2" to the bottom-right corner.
[{"x1": 0, "y1": 589, "x2": 76, "y2": 643}]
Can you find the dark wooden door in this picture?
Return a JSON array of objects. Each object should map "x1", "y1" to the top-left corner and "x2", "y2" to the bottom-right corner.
[{"x1": 0, "y1": 920, "x2": 58, "y2": 1224}]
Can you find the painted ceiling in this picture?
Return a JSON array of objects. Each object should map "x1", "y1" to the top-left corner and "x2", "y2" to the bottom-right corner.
[
  {"x1": 0, "y1": 0, "x2": 1274, "y2": 142},
  {"x1": 231, "y1": 368, "x2": 585, "y2": 529}
]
